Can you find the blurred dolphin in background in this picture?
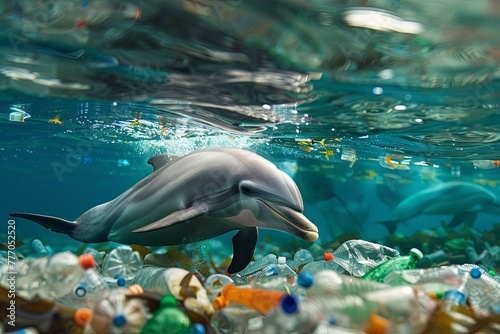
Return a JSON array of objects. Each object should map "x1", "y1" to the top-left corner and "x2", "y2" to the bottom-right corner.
[{"x1": 378, "y1": 181, "x2": 500, "y2": 234}]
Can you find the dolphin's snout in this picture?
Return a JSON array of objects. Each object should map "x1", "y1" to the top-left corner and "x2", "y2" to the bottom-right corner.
[
  {"x1": 304, "y1": 231, "x2": 319, "y2": 242},
  {"x1": 258, "y1": 200, "x2": 319, "y2": 241}
]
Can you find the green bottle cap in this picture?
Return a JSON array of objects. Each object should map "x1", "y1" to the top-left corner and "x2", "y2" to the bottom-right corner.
[{"x1": 409, "y1": 248, "x2": 424, "y2": 260}]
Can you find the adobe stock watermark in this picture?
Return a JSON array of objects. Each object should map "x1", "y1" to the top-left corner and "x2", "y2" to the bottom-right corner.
[
  {"x1": 5, "y1": 220, "x2": 17, "y2": 328},
  {"x1": 51, "y1": 129, "x2": 99, "y2": 182}
]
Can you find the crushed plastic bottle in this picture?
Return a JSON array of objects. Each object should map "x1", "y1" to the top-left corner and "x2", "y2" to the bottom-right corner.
[
  {"x1": 90, "y1": 289, "x2": 148, "y2": 334},
  {"x1": 362, "y1": 248, "x2": 423, "y2": 282},
  {"x1": 306, "y1": 270, "x2": 391, "y2": 297},
  {"x1": 301, "y1": 240, "x2": 400, "y2": 276},
  {"x1": 0, "y1": 252, "x2": 94, "y2": 300},
  {"x1": 441, "y1": 268, "x2": 481, "y2": 312},
  {"x1": 210, "y1": 306, "x2": 263, "y2": 334},
  {"x1": 101, "y1": 246, "x2": 144, "y2": 286},
  {"x1": 231, "y1": 254, "x2": 278, "y2": 283},
  {"x1": 290, "y1": 249, "x2": 314, "y2": 272},
  {"x1": 263, "y1": 285, "x2": 435, "y2": 334}
]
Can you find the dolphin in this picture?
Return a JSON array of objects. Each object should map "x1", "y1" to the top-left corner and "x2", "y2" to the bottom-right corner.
[
  {"x1": 378, "y1": 181, "x2": 500, "y2": 234},
  {"x1": 11, "y1": 147, "x2": 319, "y2": 274}
]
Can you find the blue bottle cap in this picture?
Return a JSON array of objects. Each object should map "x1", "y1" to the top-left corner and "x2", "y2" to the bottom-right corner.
[
  {"x1": 297, "y1": 272, "x2": 314, "y2": 288},
  {"x1": 117, "y1": 277, "x2": 127, "y2": 286},
  {"x1": 281, "y1": 295, "x2": 298, "y2": 314},
  {"x1": 192, "y1": 323, "x2": 205, "y2": 334},
  {"x1": 470, "y1": 268, "x2": 481, "y2": 279},
  {"x1": 113, "y1": 314, "x2": 127, "y2": 327},
  {"x1": 75, "y1": 283, "x2": 88, "y2": 298},
  {"x1": 444, "y1": 290, "x2": 465, "y2": 305}
]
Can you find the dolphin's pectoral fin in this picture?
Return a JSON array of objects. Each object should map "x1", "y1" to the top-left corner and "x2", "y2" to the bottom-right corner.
[
  {"x1": 448, "y1": 212, "x2": 478, "y2": 227},
  {"x1": 133, "y1": 203, "x2": 209, "y2": 233},
  {"x1": 10, "y1": 213, "x2": 76, "y2": 234},
  {"x1": 228, "y1": 227, "x2": 258, "y2": 274},
  {"x1": 147, "y1": 154, "x2": 181, "y2": 172}
]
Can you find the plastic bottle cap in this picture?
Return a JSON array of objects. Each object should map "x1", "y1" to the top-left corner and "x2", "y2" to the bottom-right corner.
[
  {"x1": 444, "y1": 290, "x2": 465, "y2": 305},
  {"x1": 74, "y1": 308, "x2": 92, "y2": 326},
  {"x1": 74, "y1": 283, "x2": 88, "y2": 298},
  {"x1": 212, "y1": 296, "x2": 229, "y2": 311},
  {"x1": 278, "y1": 256, "x2": 286, "y2": 265},
  {"x1": 128, "y1": 284, "x2": 144, "y2": 295},
  {"x1": 280, "y1": 295, "x2": 298, "y2": 314},
  {"x1": 409, "y1": 248, "x2": 424, "y2": 260},
  {"x1": 192, "y1": 323, "x2": 206, "y2": 334},
  {"x1": 117, "y1": 277, "x2": 127, "y2": 286},
  {"x1": 113, "y1": 314, "x2": 127, "y2": 327},
  {"x1": 79, "y1": 253, "x2": 95, "y2": 270},
  {"x1": 365, "y1": 313, "x2": 389, "y2": 334},
  {"x1": 469, "y1": 268, "x2": 481, "y2": 279},
  {"x1": 297, "y1": 272, "x2": 314, "y2": 288},
  {"x1": 323, "y1": 252, "x2": 333, "y2": 262}
]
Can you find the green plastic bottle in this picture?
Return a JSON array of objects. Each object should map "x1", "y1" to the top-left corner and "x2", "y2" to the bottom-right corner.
[
  {"x1": 140, "y1": 295, "x2": 191, "y2": 334},
  {"x1": 361, "y1": 248, "x2": 423, "y2": 283}
]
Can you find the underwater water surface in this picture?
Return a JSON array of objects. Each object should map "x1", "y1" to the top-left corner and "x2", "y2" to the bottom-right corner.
[{"x1": 1, "y1": 0, "x2": 500, "y2": 333}]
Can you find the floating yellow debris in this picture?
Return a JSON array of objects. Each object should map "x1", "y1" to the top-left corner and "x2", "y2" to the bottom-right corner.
[{"x1": 48, "y1": 115, "x2": 62, "y2": 124}]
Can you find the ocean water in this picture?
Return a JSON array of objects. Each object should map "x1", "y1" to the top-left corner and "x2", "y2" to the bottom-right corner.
[{"x1": 0, "y1": 0, "x2": 500, "y2": 331}]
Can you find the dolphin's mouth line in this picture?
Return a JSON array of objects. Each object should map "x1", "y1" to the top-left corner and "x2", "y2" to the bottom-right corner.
[{"x1": 257, "y1": 199, "x2": 317, "y2": 235}]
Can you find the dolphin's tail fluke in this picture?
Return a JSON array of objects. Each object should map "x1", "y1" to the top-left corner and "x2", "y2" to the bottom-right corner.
[
  {"x1": 10, "y1": 213, "x2": 76, "y2": 234},
  {"x1": 376, "y1": 219, "x2": 400, "y2": 235}
]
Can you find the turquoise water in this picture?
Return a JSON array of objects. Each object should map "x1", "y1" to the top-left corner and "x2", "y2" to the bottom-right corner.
[{"x1": 1, "y1": 1, "x2": 500, "y2": 333}]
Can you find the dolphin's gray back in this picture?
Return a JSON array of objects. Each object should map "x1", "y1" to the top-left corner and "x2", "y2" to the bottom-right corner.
[{"x1": 77, "y1": 148, "x2": 252, "y2": 245}]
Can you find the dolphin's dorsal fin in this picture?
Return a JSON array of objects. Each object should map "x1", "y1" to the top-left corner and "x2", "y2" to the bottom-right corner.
[
  {"x1": 147, "y1": 154, "x2": 180, "y2": 172},
  {"x1": 132, "y1": 203, "x2": 209, "y2": 233},
  {"x1": 228, "y1": 227, "x2": 258, "y2": 274}
]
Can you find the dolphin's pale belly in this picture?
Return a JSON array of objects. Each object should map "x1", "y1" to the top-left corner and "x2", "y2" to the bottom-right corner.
[{"x1": 109, "y1": 215, "x2": 237, "y2": 245}]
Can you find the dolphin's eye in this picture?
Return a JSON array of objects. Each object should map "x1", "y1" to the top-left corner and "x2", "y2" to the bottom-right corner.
[{"x1": 241, "y1": 185, "x2": 251, "y2": 194}]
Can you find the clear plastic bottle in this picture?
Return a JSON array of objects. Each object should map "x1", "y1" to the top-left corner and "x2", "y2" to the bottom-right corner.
[
  {"x1": 456, "y1": 265, "x2": 500, "y2": 317},
  {"x1": 326, "y1": 240, "x2": 401, "y2": 277},
  {"x1": 90, "y1": 289, "x2": 149, "y2": 334},
  {"x1": 231, "y1": 254, "x2": 278, "y2": 283},
  {"x1": 383, "y1": 266, "x2": 459, "y2": 287},
  {"x1": 204, "y1": 274, "x2": 234, "y2": 300},
  {"x1": 361, "y1": 248, "x2": 423, "y2": 282},
  {"x1": 101, "y1": 246, "x2": 144, "y2": 286},
  {"x1": 277, "y1": 256, "x2": 298, "y2": 280},
  {"x1": 264, "y1": 285, "x2": 434, "y2": 334},
  {"x1": 299, "y1": 253, "x2": 345, "y2": 275},
  {"x1": 210, "y1": 306, "x2": 263, "y2": 334},
  {"x1": 0, "y1": 252, "x2": 93, "y2": 300},
  {"x1": 306, "y1": 270, "x2": 390, "y2": 297},
  {"x1": 290, "y1": 249, "x2": 314, "y2": 271},
  {"x1": 441, "y1": 268, "x2": 482, "y2": 312}
]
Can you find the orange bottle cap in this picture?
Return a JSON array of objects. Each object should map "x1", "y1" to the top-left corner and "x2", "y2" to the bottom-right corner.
[
  {"x1": 128, "y1": 284, "x2": 144, "y2": 295},
  {"x1": 365, "y1": 313, "x2": 389, "y2": 334},
  {"x1": 78, "y1": 253, "x2": 95, "y2": 270},
  {"x1": 74, "y1": 308, "x2": 92, "y2": 326},
  {"x1": 212, "y1": 296, "x2": 229, "y2": 311},
  {"x1": 323, "y1": 252, "x2": 333, "y2": 262}
]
